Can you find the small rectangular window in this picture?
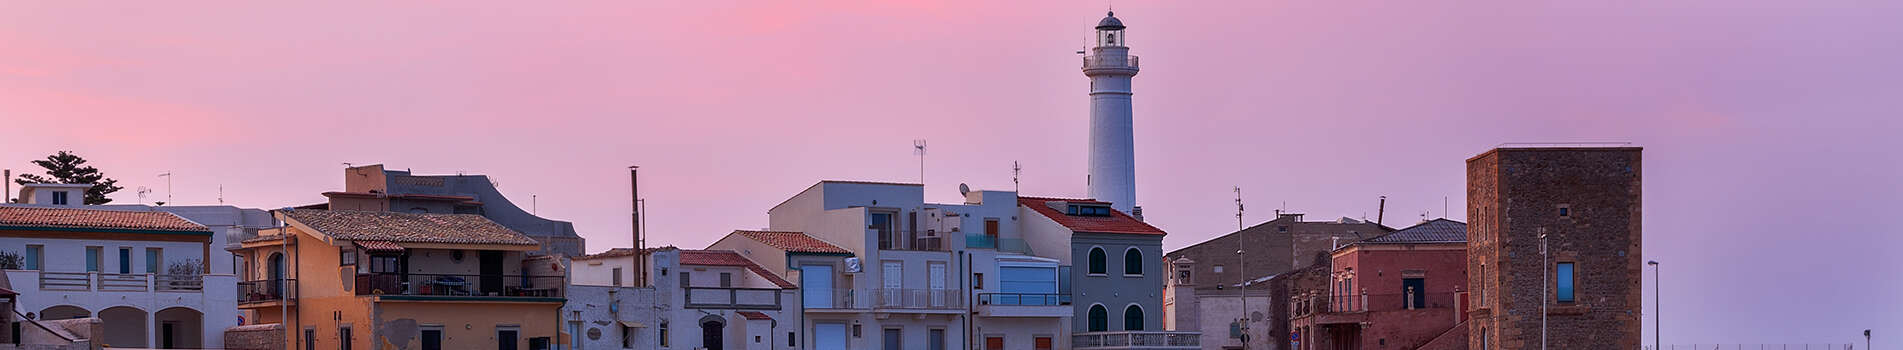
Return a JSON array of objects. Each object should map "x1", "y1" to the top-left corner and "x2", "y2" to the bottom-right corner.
[
  {"x1": 1558, "y1": 204, "x2": 1571, "y2": 218},
  {"x1": 972, "y1": 273, "x2": 984, "y2": 289},
  {"x1": 340, "y1": 246, "x2": 357, "y2": 266},
  {"x1": 612, "y1": 267, "x2": 624, "y2": 287},
  {"x1": 51, "y1": 191, "x2": 68, "y2": 205},
  {"x1": 720, "y1": 272, "x2": 733, "y2": 288},
  {"x1": 118, "y1": 248, "x2": 131, "y2": 274},
  {"x1": 25, "y1": 245, "x2": 42, "y2": 270},
  {"x1": 680, "y1": 271, "x2": 691, "y2": 288},
  {"x1": 1212, "y1": 265, "x2": 1224, "y2": 274},
  {"x1": 1556, "y1": 262, "x2": 1576, "y2": 302},
  {"x1": 146, "y1": 248, "x2": 162, "y2": 274},
  {"x1": 788, "y1": 332, "x2": 797, "y2": 347},
  {"x1": 659, "y1": 322, "x2": 670, "y2": 347}
]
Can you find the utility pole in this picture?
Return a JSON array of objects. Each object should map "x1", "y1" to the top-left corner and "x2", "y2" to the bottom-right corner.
[
  {"x1": 1650, "y1": 260, "x2": 1662, "y2": 350},
  {"x1": 1234, "y1": 186, "x2": 1248, "y2": 348},
  {"x1": 1540, "y1": 230, "x2": 1549, "y2": 350},
  {"x1": 629, "y1": 166, "x2": 644, "y2": 287}
]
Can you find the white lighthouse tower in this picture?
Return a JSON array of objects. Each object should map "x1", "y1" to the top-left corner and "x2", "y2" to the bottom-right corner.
[{"x1": 1084, "y1": 11, "x2": 1141, "y2": 214}]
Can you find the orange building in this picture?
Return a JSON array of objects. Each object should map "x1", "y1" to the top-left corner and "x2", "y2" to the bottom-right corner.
[{"x1": 231, "y1": 209, "x2": 565, "y2": 350}]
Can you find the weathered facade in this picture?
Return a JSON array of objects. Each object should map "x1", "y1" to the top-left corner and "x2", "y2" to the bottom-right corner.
[
  {"x1": 1163, "y1": 213, "x2": 1388, "y2": 350},
  {"x1": 1292, "y1": 219, "x2": 1468, "y2": 350},
  {"x1": 1466, "y1": 147, "x2": 1643, "y2": 350},
  {"x1": 321, "y1": 164, "x2": 586, "y2": 256}
]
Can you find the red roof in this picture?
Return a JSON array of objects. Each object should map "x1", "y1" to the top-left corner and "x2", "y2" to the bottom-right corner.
[
  {"x1": 1018, "y1": 196, "x2": 1166, "y2": 236},
  {"x1": 679, "y1": 250, "x2": 798, "y2": 289},
  {"x1": 0, "y1": 206, "x2": 210, "y2": 233},
  {"x1": 736, "y1": 311, "x2": 773, "y2": 321},
  {"x1": 355, "y1": 240, "x2": 405, "y2": 254},
  {"x1": 732, "y1": 230, "x2": 851, "y2": 254}
]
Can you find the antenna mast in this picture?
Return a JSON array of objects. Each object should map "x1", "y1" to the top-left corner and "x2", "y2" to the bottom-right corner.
[
  {"x1": 158, "y1": 172, "x2": 173, "y2": 205},
  {"x1": 629, "y1": 166, "x2": 645, "y2": 287},
  {"x1": 914, "y1": 140, "x2": 927, "y2": 189},
  {"x1": 1234, "y1": 186, "x2": 1245, "y2": 231},
  {"x1": 1012, "y1": 161, "x2": 1022, "y2": 192}
]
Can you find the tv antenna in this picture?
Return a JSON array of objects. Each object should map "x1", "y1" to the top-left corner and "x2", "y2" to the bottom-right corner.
[
  {"x1": 218, "y1": 184, "x2": 225, "y2": 204},
  {"x1": 1012, "y1": 161, "x2": 1022, "y2": 192},
  {"x1": 913, "y1": 139, "x2": 927, "y2": 188},
  {"x1": 1234, "y1": 186, "x2": 1245, "y2": 231},
  {"x1": 157, "y1": 172, "x2": 173, "y2": 204},
  {"x1": 136, "y1": 186, "x2": 152, "y2": 205}
]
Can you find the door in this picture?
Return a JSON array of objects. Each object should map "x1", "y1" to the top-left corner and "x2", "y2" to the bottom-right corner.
[
  {"x1": 1402, "y1": 278, "x2": 1426, "y2": 309},
  {"x1": 814, "y1": 324, "x2": 846, "y2": 350},
  {"x1": 269, "y1": 253, "x2": 285, "y2": 296},
  {"x1": 928, "y1": 263, "x2": 947, "y2": 307},
  {"x1": 480, "y1": 250, "x2": 505, "y2": 295},
  {"x1": 421, "y1": 329, "x2": 443, "y2": 350},
  {"x1": 985, "y1": 336, "x2": 1003, "y2": 350},
  {"x1": 802, "y1": 265, "x2": 834, "y2": 308},
  {"x1": 161, "y1": 322, "x2": 175, "y2": 348},
  {"x1": 881, "y1": 328, "x2": 901, "y2": 350},
  {"x1": 701, "y1": 321, "x2": 724, "y2": 350},
  {"x1": 929, "y1": 329, "x2": 946, "y2": 350},
  {"x1": 498, "y1": 329, "x2": 519, "y2": 350}
]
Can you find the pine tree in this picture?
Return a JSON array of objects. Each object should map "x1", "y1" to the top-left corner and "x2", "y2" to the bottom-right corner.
[{"x1": 14, "y1": 151, "x2": 123, "y2": 204}]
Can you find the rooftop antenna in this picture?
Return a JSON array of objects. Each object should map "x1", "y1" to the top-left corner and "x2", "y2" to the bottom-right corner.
[
  {"x1": 1377, "y1": 196, "x2": 1387, "y2": 226},
  {"x1": 913, "y1": 139, "x2": 927, "y2": 189},
  {"x1": 137, "y1": 186, "x2": 152, "y2": 205},
  {"x1": 218, "y1": 184, "x2": 225, "y2": 204},
  {"x1": 532, "y1": 194, "x2": 538, "y2": 215},
  {"x1": 157, "y1": 172, "x2": 173, "y2": 204},
  {"x1": 1233, "y1": 187, "x2": 1245, "y2": 231},
  {"x1": 1012, "y1": 161, "x2": 1022, "y2": 192}
]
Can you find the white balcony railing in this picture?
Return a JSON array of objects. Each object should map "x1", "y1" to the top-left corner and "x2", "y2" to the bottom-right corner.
[
  {"x1": 30, "y1": 271, "x2": 204, "y2": 292},
  {"x1": 875, "y1": 288, "x2": 962, "y2": 309},
  {"x1": 1072, "y1": 331, "x2": 1201, "y2": 350}
]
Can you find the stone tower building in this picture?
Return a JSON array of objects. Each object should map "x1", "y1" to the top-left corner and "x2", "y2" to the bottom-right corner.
[{"x1": 1466, "y1": 147, "x2": 1643, "y2": 349}]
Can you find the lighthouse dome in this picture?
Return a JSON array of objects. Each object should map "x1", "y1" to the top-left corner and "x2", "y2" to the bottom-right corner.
[{"x1": 1096, "y1": 11, "x2": 1125, "y2": 30}]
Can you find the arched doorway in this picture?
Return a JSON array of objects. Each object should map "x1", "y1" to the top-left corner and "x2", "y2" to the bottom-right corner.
[
  {"x1": 155, "y1": 307, "x2": 204, "y2": 349},
  {"x1": 39, "y1": 305, "x2": 89, "y2": 320},
  {"x1": 698, "y1": 315, "x2": 725, "y2": 350},
  {"x1": 99, "y1": 306, "x2": 149, "y2": 348}
]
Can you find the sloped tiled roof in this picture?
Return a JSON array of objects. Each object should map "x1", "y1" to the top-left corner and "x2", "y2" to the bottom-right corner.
[
  {"x1": 573, "y1": 247, "x2": 667, "y2": 260},
  {"x1": 733, "y1": 230, "x2": 851, "y2": 254},
  {"x1": 1017, "y1": 197, "x2": 1166, "y2": 236},
  {"x1": 736, "y1": 311, "x2": 773, "y2": 321},
  {"x1": 0, "y1": 206, "x2": 209, "y2": 233},
  {"x1": 680, "y1": 250, "x2": 797, "y2": 289},
  {"x1": 281, "y1": 209, "x2": 538, "y2": 246},
  {"x1": 1361, "y1": 219, "x2": 1466, "y2": 244}
]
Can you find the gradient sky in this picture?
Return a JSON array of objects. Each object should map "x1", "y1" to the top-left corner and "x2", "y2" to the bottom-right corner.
[{"x1": 3, "y1": 1, "x2": 1898, "y2": 346}]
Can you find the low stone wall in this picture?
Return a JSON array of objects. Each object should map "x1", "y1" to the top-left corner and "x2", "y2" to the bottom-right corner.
[{"x1": 225, "y1": 323, "x2": 286, "y2": 350}]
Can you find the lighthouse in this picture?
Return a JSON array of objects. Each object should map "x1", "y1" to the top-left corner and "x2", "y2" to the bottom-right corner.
[{"x1": 1084, "y1": 11, "x2": 1141, "y2": 214}]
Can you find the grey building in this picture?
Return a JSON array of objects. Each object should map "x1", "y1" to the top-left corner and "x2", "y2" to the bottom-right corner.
[
  {"x1": 1018, "y1": 196, "x2": 1196, "y2": 349},
  {"x1": 321, "y1": 164, "x2": 585, "y2": 256},
  {"x1": 1164, "y1": 213, "x2": 1391, "y2": 350}
]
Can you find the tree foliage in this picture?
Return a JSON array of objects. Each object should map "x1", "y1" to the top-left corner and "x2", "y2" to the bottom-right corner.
[{"x1": 14, "y1": 151, "x2": 122, "y2": 204}]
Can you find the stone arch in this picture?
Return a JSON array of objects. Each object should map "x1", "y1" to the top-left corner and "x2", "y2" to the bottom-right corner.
[
  {"x1": 155, "y1": 306, "x2": 204, "y2": 349},
  {"x1": 39, "y1": 305, "x2": 90, "y2": 320},
  {"x1": 99, "y1": 305, "x2": 149, "y2": 348}
]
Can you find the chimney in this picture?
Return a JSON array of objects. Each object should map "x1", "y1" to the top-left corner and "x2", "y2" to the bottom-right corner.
[{"x1": 1377, "y1": 196, "x2": 1387, "y2": 226}]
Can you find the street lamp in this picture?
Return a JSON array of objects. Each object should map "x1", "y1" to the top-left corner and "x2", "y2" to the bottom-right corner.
[
  {"x1": 1648, "y1": 260, "x2": 1660, "y2": 350},
  {"x1": 1539, "y1": 232, "x2": 1548, "y2": 350},
  {"x1": 1864, "y1": 329, "x2": 1870, "y2": 350}
]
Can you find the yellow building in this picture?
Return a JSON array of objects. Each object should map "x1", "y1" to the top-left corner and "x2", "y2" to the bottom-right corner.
[{"x1": 232, "y1": 209, "x2": 565, "y2": 350}]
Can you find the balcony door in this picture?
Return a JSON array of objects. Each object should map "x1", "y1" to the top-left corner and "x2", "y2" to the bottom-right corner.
[
  {"x1": 802, "y1": 265, "x2": 834, "y2": 308},
  {"x1": 1402, "y1": 277, "x2": 1426, "y2": 309},
  {"x1": 480, "y1": 250, "x2": 504, "y2": 296}
]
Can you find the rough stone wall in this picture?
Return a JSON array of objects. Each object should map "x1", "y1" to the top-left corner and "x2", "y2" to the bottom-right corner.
[
  {"x1": 224, "y1": 323, "x2": 286, "y2": 350},
  {"x1": 1468, "y1": 148, "x2": 1643, "y2": 350}
]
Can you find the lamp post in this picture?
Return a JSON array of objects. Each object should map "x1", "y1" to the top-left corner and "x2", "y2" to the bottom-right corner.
[
  {"x1": 1237, "y1": 248, "x2": 1248, "y2": 350},
  {"x1": 1648, "y1": 260, "x2": 1660, "y2": 350},
  {"x1": 1863, "y1": 329, "x2": 1870, "y2": 350}
]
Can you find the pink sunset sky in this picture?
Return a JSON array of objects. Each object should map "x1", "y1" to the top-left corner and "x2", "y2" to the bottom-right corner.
[{"x1": 3, "y1": 0, "x2": 1898, "y2": 346}]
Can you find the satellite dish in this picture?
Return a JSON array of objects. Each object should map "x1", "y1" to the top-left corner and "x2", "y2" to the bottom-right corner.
[
  {"x1": 958, "y1": 183, "x2": 971, "y2": 196},
  {"x1": 844, "y1": 257, "x2": 862, "y2": 273}
]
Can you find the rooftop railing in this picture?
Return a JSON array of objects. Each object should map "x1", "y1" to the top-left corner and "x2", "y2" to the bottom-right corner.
[
  {"x1": 977, "y1": 293, "x2": 1071, "y2": 306},
  {"x1": 1296, "y1": 292, "x2": 1459, "y2": 315},
  {"x1": 355, "y1": 272, "x2": 564, "y2": 298},
  {"x1": 1072, "y1": 331, "x2": 1200, "y2": 350},
  {"x1": 31, "y1": 271, "x2": 204, "y2": 293},
  {"x1": 238, "y1": 279, "x2": 298, "y2": 304},
  {"x1": 685, "y1": 287, "x2": 782, "y2": 310},
  {"x1": 1083, "y1": 55, "x2": 1140, "y2": 70}
]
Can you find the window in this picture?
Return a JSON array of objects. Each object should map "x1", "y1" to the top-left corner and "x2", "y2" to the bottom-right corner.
[
  {"x1": 972, "y1": 273, "x2": 984, "y2": 289},
  {"x1": 1000, "y1": 266, "x2": 1057, "y2": 303},
  {"x1": 304, "y1": 328, "x2": 315, "y2": 350},
  {"x1": 340, "y1": 246, "x2": 356, "y2": 266},
  {"x1": 802, "y1": 265, "x2": 835, "y2": 308},
  {"x1": 498, "y1": 327, "x2": 520, "y2": 350},
  {"x1": 869, "y1": 212, "x2": 896, "y2": 249},
  {"x1": 612, "y1": 267, "x2": 624, "y2": 287},
  {"x1": 1066, "y1": 205, "x2": 1112, "y2": 216},
  {"x1": 882, "y1": 328, "x2": 902, "y2": 350},
  {"x1": 369, "y1": 256, "x2": 400, "y2": 274},
  {"x1": 984, "y1": 336, "x2": 1003, "y2": 350},
  {"x1": 1087, "y1": 305, "x2": 1108, "y2": 332},
  {"x1": 1277, "y1": 226, "x2": 1289, "y2": 233},
  {"x1": 146, "y1": 248, "x2": 162, "y2": 274},
  {"x1": 1035, "y1": 336, "x2": 1054, "y2": 350},
  {"x1": 788, "y1": 331, "x2": 796, "y2": 347},
  {"x1": 1124, "y1": 305, "x2": 1145, "y2": 331},
  {"x1": 680, "y1": 271, "x2": 691, "y2": 288},
  {"x1": 1213, "y1": 265, "x2": 1224, "y2": 274},
  {"x1": 422, "y1": 326, "x2": 444, "y2": 350},
  {"x1": 118, "y1": 248, "x2": 131, "y2": 273},
  {"x1": 659, "y1": 322, "x2": 670, "y2": 347},
  {"x1": 1558, "y1": 204, "x2": 1571, "y2": 218},
  {"x1": 931, "y1": 329, "x2": 947, "y2": 350},
  {"x1": 882, "y1": 262, "x2": 903, "y2": 290},
  {"x1": 51, "y1": 191, "x2": 68, "y2": 205},
  {"x1": 339, "y1": 326, "x2": 353, "y2": 350},
  {"x1": 1123, "y1": 248, "x2": 1143, "y2": 275},
  {"x1": 1176, "y1": 269, "x2": 1191, "y2": 284},
  {"x1": 1087, "y1": 248, "x2": 1107, "y2": 275},
  {"x1": 25, "y1": 245, "x2": 41, "y2": 270},
  {"x1": 719, "y1": 272, "x2": 733, "y2": 288},
  {"x1": 984, "y1": 219, "x2": 1000, "y2": 237},
  {"x1": 1556, "y1": 262, "x2": 1575, "y2": 302}
]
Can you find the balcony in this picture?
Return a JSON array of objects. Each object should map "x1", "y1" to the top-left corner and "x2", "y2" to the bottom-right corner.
[
  {"x1": 964, "y1": 234, "x2": 1035, "y2": 253},
  {"x1": 1072, "y1": 331, "x2": 1200, "y2": 350},
  {"x1": 238, "y1": 279, "x2": 298, "y2": 306},
  {"x1": 1295, "y1": 292, "x2": 1459, "y2": 325},
  {"x1": 1083, "y1": 55, "x2": 1140, "y2": 71},
  {"x1": 684, "y1": 287, "x2": 783, "y2": 310},
  {"x1": 874, "y1": 288, "x2": 962, "y2": 311},
  {"x1": 354, "y1": 273, "x2": 564, "y2": 300},
  {"x1": 803, "y1": 288, "x2": 871, "y2": 311},
  {"x1": 877, "y1": 230, "x2": 953, "y2": 252},
  {"x1": 29, "y1": 271, "x2": 206, "y2": 292},
  {"x1": 976, "y1": 293, "x2": 1071, "y2": 318}
]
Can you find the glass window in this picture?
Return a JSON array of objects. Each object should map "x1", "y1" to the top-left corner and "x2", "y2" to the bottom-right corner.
[
  {"x1": 802, "y1": 265, "x2": 834, "y2": 308},
  {"x1": 1123, "y1": 248, "x2": 1143, "y2": 275},
  {"x1": 659, "y1": 322, "x2": 669, "y2": 347},
  {"x1": 1000, "y1": 266, "x2": 1057, "y2": 300},
  {"x1": 1124, "y1": 305, "x2": 1145, "y2": 331},
  {"x1": 1556, "y1": 262, "x2": 1575, "y2": 302},
  {"x1": 370, "y1": 256, "x2": 400, "y2": 274},
  {"x1": 612, "y1": 267, "x2": 624, "y2": 287},
  {"x1": 118, "y1": 248, "x2": 131, "y2": 273},
  {"x1": 340, "y1": 247, "x2": 357, "y2": 266},
  {"x1": 25, "y1": 245, "x2": 41, "y2": 270},
  {"x1": 51, "y1": 191, "x2": 68, "y2": 205},
  {"x1": 146, "y1": 248, "x2": 162, "y2": 274},
  {"x1": 1087, "y1": 248, "x2": 1107, "y2": 275},
  {"x1": 1087, "y1": 305, "x2": 1108, "y2": 332},
  {"x1": 882, "y1": 262, "x2": 903, "y2": 289}
]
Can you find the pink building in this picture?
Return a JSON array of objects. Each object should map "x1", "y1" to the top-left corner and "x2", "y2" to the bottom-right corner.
[{"x1": 1291, "y1": 219, "x2": 1469, "y2": 350}]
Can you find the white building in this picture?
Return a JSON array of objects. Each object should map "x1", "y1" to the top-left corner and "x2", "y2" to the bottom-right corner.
[
  {"x1": 564, "y1": 247, "x2": 802, "y2": 350},
  {"x1": 0, "y1": 205, "x2": 238, "y2": 349}
]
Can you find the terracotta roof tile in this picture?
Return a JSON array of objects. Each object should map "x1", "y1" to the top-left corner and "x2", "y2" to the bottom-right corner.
[
  {"x1": 736, "y1": 311, "x2": 772, "y2": 321},
  {"x1": 356, "y1": 240, "x2": 406, "y2": 253},
  {"x1": 0, "y1": 206, "x2": 209, "y2": 233},
  {"x1": 733, "y1": 230, "x2": 851, "y2": 254},
  {"x1": 680, "y1": 250, "x2": 797, "y2": 289},
  {"x1": 573, "y1": 247, "x2": 667, "y2": 260},
  {"x1": 1017, "y1": 196, "x2": 1165, "y2": 236},
  {"x1": 282, "y1": 209, "x2": 538, "y2": 246}
]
